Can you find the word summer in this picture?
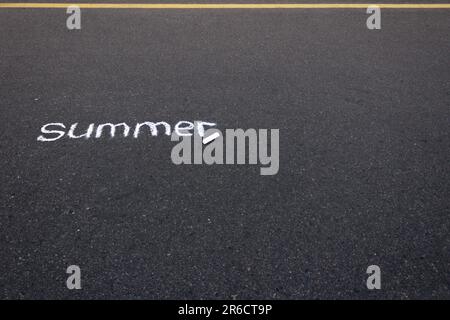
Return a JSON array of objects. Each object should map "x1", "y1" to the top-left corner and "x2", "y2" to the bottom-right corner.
[{"x1": 36, "y1": 121, "x2": 217, "y2": 142}]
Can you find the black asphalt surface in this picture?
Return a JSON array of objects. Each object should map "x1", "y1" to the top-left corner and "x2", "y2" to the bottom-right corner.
[{"x1": 1, "y1": 2, "x2": 449, "y2": 299}]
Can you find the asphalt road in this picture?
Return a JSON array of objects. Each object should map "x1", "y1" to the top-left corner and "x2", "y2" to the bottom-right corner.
[{"x1": 0, "y1": 2, "x2": 449, "y2": 299}]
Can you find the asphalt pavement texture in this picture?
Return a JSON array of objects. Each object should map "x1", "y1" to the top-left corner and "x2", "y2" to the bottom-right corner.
[{"x1": 0, "y1": 2, "x2": 449, "y2": 299}]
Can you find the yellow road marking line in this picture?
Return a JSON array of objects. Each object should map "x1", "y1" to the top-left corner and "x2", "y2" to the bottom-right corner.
[{"x1": 0, "y1": 3, "x2": 450, "y2": 9}]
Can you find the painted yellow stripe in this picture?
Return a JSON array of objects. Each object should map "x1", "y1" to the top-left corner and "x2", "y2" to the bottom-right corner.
[{"x1": 0, "y1": 3, "x2": 450, "y2": 9}]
